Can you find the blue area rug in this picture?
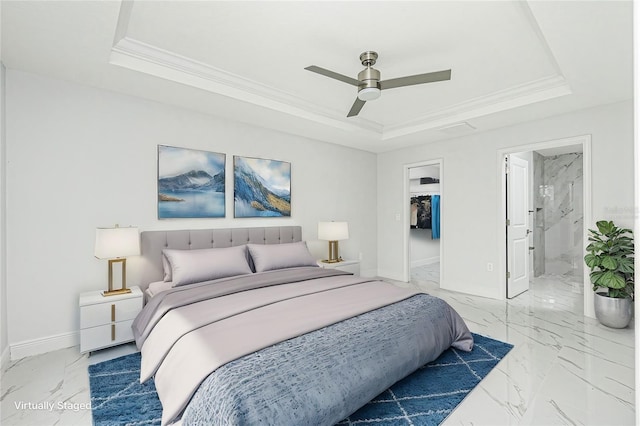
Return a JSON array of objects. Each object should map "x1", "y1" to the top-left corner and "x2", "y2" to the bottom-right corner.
[{"x1": 88, "y1": 333, "x2": 512, "y2": 426}]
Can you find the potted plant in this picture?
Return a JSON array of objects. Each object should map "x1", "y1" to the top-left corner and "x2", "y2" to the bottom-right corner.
[{"x1": 584, "y1": 220, "x2": 634, "y2": 328}]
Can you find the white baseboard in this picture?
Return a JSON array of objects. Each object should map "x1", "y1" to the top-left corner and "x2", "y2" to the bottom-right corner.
[
  {"x1": 1, "y1": 345, "x2": 9, "y2": 372},
  {"x1": 10, "y1": 331, "x2": 78, "y2": 361},
  {"x1": 411, "y1": 256, "x2": 440, "y2": 268}
]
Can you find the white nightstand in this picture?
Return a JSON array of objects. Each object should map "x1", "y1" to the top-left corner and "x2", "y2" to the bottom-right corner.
[
  {"x1": 79, "y1": 286, "x2": 143, "y2": 354},
  {"x1": 317, "y1": 259, "x2": 361, "y2": 276}
]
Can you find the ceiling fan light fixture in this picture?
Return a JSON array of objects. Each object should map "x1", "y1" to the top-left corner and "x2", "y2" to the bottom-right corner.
[
  {"x1": 357, "y1": 87, "x2": 381, "y2": 101},
  {"x1": 304, "y1": 51, "x2": 451, "y2": 117}
]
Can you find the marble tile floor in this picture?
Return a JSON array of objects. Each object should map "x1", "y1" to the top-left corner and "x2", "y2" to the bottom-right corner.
[
  {"x1": 0, "y1": 274, "x2": 634, "y2": 425},
  {"x1": 0, "y1": 342, "x2": 136, "y2": 426},
  {"x1": 394, "y1": 274, "x2": 635, "y2": 425},
  {"x1": 411, "y1": 262, "x2": 440, "y2": 285}
]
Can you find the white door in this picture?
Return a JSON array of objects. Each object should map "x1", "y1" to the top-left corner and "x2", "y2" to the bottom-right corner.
[{"x1": 506, "y1": 155, "x2": 530, "y2": 298}]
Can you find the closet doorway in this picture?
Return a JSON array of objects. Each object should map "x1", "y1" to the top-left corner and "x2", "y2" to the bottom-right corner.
[{"x1": 405, "y1": 160, "x2": 442, "y2": 287}]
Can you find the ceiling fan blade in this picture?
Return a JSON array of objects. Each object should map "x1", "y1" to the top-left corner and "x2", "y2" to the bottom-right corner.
[
  {"x1": 379, "y1": 69, "x2": 451, "y2": 90},
  {"x1": 305, "y1": 65, "x2": 362, "y2": 87},
  {"x1": 347, "y1": 98, "x2": 366, "y2": 117}
]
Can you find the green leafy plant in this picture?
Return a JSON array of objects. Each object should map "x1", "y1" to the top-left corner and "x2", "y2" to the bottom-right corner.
[{"x1": 584, "y1": 220, "x2": 634, "y2": 299}]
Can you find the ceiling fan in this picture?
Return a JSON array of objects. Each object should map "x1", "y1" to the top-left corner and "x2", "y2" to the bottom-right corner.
[{"x1": 305, "y1": 51, "x2": 451, "y2": 117}]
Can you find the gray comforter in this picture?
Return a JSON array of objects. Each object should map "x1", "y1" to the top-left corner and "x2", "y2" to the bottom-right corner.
[{"x1": 133, "y1": 267, "x2": 473, "y2": 425}]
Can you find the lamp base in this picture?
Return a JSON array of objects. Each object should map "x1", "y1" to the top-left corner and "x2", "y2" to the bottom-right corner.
[
  {"x1": 322, "y1": 240, "x2": 343, "y2": 264},
  {"x1": 102, "y1": 288, "x2": 132, "y2": 297},
  {"x1": 102, "y1": 258, "x2": 131, "y2": 297}
]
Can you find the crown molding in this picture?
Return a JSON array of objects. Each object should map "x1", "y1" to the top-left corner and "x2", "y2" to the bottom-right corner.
[
  {"x1": 382, "y1": 75, "x2": 571, "y2": 140},
  {"x1": 110, "y1": 37, "x2": 383, "y2": 136},
  {"x1": 109, "y1": 0, "x2": 571, "y2": 143}
]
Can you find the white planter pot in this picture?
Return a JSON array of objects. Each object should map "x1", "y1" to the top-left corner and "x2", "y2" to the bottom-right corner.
[{"x1": 594, "y1": 291, "x2": 633, "y2": 329}]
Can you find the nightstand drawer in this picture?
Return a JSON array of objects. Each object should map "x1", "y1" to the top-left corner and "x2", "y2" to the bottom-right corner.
[
  {"x1": 80, "y1": 320, "x2": 135, "y2": 353},
  {"x1": 80, "y1": 297, "x2": 141, "y2": 329}
]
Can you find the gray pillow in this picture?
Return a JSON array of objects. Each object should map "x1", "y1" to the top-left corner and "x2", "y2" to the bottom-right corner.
[
  {"x1": 163, "y1": 245, "x2": 253, "y2": 287},
  {"x1": 247, "y1": 241, "x2": 318, "y2": 273}
]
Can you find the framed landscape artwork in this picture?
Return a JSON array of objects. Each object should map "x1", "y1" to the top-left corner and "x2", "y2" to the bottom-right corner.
[
  {"x1": 234, "y1": 156, "x2": 291, "y2": 217},
  {"x1": 157, "y1": 145, "x2": 226, "y2": 219}
]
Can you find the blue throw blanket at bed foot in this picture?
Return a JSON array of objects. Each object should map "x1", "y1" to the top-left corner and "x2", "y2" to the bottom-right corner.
[{"x1": 88, "y1": 333, "x2": 513, "y2": 426}]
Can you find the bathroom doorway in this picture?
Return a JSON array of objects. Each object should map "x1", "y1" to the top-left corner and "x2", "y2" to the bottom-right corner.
[
  {"x1": 531, "y1": 146, "x2": 584, "y2": 281},
  {"x1": 500, "y1": 135, "x2": 593, "y2": 316},
  {"x1": 509, "y1": 146, "x2": 584, "y2": 286}
]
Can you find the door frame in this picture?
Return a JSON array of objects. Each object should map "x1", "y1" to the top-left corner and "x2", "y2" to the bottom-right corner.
[
  {"x1": 403, "y1": 158, "x2": 444, "y2": 283},
  {"x1": 497, "y1": 134, "x2": 594, "y2": 317}
]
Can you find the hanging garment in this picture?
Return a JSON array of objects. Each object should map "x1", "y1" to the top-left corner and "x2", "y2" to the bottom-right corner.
[
  {"x1": 410, "y1": 203, "x2": 418, "y2": 227},
  {"x1": 418, "y1": 196, "x2": 431, "y2": 229},
  {"x1": 421, "y1": 198, "x2": 431, "y2": 229},
  {"x1": 410, "y1": 195, "x2": 433, "y2": 229},
  {"x1": 431, "y1": 195, "x2": 440, "y2": 239}
]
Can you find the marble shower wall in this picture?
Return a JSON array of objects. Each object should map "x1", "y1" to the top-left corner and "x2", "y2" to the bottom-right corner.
[{"x1": 541, "y1": 153, "x2": 583, "y2": 279}]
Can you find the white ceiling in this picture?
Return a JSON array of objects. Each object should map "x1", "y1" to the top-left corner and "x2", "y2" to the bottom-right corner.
[{"x1": 1, "y1": 1, "x2": 633, "y2": 153}]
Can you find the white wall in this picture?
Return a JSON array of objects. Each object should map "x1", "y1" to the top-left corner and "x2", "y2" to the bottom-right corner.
[
  {"x1": 377, "y1": 100, "x2": 634, "y2": 300},
  {"x1": 0, "y1": 62, "x2": 8, "y2": 368},
  {"x1": 5, "y1": 70, "x2": 377, "y2": 358}
]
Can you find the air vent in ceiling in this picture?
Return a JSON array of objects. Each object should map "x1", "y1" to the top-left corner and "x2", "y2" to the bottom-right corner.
[{"x1": 437, "y1": 122, "x2": 476, "y2": 134}]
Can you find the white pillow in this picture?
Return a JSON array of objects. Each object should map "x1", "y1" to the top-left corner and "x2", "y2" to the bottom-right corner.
[
  {"x1": 162, "y1": 254, "x2": 172, "y2": 282},
  {"x1": 163, "y1": 245, "x2": 252, "y2": 287},
  {"x1": 247, "y1": 241, "x2": 318, "y2": 273}
]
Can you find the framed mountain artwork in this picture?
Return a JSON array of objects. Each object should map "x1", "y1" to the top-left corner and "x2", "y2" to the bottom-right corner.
[
  {"x1": 157, "y1": 145, "x2": 226, "y2": 219},
  {"x1": 234, "y1": 156, "x2": 291, "y2": 218}
]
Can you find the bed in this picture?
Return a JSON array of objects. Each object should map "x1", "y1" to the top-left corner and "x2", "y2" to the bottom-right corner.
[{"x1": 133, "y1": 226, "x2": 473, "y2": 425}]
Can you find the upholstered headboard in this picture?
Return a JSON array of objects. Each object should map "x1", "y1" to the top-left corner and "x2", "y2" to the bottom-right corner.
[{"x1": 138, "y1": 226, "x2": 302, "y2": 290}]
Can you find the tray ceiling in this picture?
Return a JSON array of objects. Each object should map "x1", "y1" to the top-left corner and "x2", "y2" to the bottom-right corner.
[{"x1": 1, "y1": 1, "x2": 633, "y2": 152}]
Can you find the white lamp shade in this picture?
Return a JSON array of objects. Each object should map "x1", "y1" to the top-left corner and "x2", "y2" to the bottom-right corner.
[
  {"x1": 94, "y1": 226, "x2": 140, "y2": 259},
  {"x1": 318, "y1": 222, "x2": 349, "y2": 241}
]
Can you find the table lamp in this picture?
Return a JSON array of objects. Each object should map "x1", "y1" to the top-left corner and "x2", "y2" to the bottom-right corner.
[
  {"x1": 94, "y1": 225, "x2": 140, "y2": 296},
  {"x1": 318, "y1": 221, "x2": 349, "y2": 263}
]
